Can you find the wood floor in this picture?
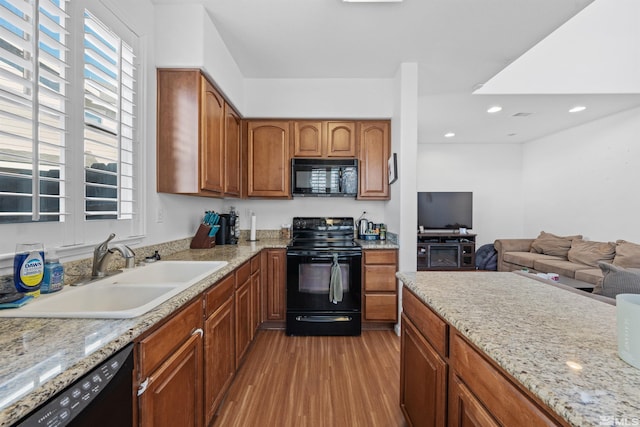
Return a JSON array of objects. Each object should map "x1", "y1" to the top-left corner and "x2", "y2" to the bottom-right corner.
[{"x1": 213, "y1": 330, "x2": 407, "y2": 427}]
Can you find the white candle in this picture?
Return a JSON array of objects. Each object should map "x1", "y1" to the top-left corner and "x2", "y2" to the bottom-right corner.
[{"x1": 250, "y1": 214, "x2": 257, "y2": 241}]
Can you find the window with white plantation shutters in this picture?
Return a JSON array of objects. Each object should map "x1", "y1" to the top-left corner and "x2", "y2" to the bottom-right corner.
[
  {"x1": 83, "y1": 9, "x2": 135, "y2": 221},
  {"x1": 0, "y1": 0, "x2": 69, "y2": 223}
]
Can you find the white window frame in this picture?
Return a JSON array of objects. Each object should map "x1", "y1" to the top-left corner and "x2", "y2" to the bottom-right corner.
[{"x1": 0, "y1": 0, "x2": 145, "y2": 274}]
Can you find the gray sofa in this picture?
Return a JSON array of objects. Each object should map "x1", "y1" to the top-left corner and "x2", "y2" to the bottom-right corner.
[{"x1": 494, "y1": 232, "x2": 640, "y2": 298}]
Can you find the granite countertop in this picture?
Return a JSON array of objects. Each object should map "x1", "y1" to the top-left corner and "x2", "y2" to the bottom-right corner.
[
  {"x1": 355, "y1": 238, "x2": 399, "y2": 249},
  {"x1": 397, "y1": 271, "x2": 640, "y2": 427},
  {"x1": 0, "y1": 239, "x2": 287, "y2": 426}
]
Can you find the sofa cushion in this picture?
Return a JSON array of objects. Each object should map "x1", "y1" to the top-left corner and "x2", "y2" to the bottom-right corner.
[
  {"x1": 567, "y1": 239, "x2": 616, "y2": 267},
  {"x1": 533, "y1": 258, "x2": 592, "y2": 279},
  {"x1": 574, "y1": 268, "x2": 604, "y2": 286},
  {"x1": 613, "y1": 240, "x2": 640, "y2": 268},
  {"x1": 596, "y1": 262, "x2": 640, "y2": 298},
  {"x1": 530, "y1": 231, "x2": 583, "y2": 259},
  {"x1": 503, "y1": 251, "x2": 559, "y2": 269}
]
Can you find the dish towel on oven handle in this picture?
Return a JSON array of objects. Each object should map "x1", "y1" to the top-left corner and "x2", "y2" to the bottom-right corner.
[{"x1": 329, "y1": 253, "x2": 343, "y2": 304}]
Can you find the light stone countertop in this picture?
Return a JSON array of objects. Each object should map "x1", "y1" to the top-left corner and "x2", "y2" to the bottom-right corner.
[
  {"x1": 397, "y1": 271, "x2": 640, "y2": 427},
  {"x1": 0, "y1": 239, "x2": 286, "y2": 426}
]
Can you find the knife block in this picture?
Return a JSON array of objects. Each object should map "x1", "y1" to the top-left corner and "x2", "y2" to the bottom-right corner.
[{"x1": 190, "y1": 224, "x2": 216, "y2": 249}]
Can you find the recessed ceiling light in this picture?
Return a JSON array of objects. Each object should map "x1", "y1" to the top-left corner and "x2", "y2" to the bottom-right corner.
[
  {"x1": 487, "y1": 106, "x2": 502, "y2": 114},
  {"x1": 444, "y1": 132, "x2": 455, "y2": 138},
  {"x1": 569, "y1": 106, "x2": 587, "y2": 113}
]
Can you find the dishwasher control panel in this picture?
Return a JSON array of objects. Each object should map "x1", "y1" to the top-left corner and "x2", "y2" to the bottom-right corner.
[{"x1": 16, "y1": 343, "x2": 133, "y2": 427}]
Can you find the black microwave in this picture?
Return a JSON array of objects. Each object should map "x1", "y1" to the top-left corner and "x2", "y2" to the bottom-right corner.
[{"x1": 291, "y1": 159, "x2": 358, "y2": 197}]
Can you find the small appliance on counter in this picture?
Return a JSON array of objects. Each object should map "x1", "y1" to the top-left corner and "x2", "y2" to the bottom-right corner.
[{"x1": 215, "y1": 212, "x2": 239, "y2": 245}]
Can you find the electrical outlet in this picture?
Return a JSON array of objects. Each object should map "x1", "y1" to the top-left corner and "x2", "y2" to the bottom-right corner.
[{"x1": 156, "y1": 207, "x2": 164, "y2": 223}]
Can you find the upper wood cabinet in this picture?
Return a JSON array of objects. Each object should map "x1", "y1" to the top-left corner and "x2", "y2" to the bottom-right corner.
[
  {"x1": 246, "y1": 121, "x2": 291, "y2": 198},
  {"x1": 157, "y1": 69, "x2": 241, "y2": 198},
  {"x1": 326, "y1": 121, "x2": 356, "y2": 157},
  {"x1": 292, "y1": 121, "x2": 356, "y2": 158},
  {"x1": 201, "y1": 76, "x2": 225, "y2": 194},
  {"x1": 224, "y1": 104, "x2": 242, "y2": 197},
  {"x1": 358, "y1": 121, "x2": 390, "y2": 200},
  {"x1": 293, "y1": 121, "x2": 323, "y2": 157}
]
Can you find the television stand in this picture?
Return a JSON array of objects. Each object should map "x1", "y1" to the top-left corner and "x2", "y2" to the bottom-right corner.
[{"x1": 417, "y1": 232, "x2": 476, "y2": 271}]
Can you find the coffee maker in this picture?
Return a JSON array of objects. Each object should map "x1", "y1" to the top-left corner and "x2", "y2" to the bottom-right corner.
[{"x1": 215, "y1": 213, "x2": 238, "y2": 245}]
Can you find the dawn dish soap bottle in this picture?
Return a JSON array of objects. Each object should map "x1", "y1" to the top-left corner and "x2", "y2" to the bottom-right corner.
[
  {"x1": 14, "y1": 243, "x2": 45, "y2": 297},
  {"x1": 41, "y1": 250, "x2": 64, "y2": 294}
]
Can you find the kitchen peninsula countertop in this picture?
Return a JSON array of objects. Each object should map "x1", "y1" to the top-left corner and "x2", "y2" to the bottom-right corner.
[
  {"x1": 0, "y1": 239, "x2": 287, "y2": 426},
  {"x1": 397, "y1": 271, "x2": 640, "y2": 427}
]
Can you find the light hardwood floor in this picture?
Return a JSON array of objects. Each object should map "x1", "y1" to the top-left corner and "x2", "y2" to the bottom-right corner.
[{"x1": 213, "y1": 329, "x2": 407, "y2": 427}]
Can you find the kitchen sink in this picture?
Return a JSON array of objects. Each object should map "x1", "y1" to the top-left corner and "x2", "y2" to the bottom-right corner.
[{"x1": 0, "y1": 260, "x2": 228, "y2": 319}]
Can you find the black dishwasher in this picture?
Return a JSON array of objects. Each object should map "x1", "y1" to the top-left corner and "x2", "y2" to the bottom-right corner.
[{"x1": 16, "y1": 343, "x2": 134, "y2": 427}]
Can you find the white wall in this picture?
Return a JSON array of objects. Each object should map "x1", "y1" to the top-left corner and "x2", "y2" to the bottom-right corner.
[
  {"x1": 416, "y1": 143, "x2": 524, "y2": 247},
  {"x1": 154, "y1": 4, "x2": 245, "y2": 109},
  {"x1": 244, "y1": 78, "x2": 393, "y2": 118},
  {"x1": 522, "y1": 106, "x2": 640, "y2": 242},
  {"x1": 389, "y1": 64, "x2": 418, "y2": 273}
]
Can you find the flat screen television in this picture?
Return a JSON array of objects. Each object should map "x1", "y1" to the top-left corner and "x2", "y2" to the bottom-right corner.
[{"x1": 417, "y1": 192, "x2": 473, "y2": 230}]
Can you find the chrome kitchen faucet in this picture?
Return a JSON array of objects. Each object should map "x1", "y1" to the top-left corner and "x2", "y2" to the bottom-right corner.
[{"x1": 92, "y1": 233, "x2": 136, "y2": 277}]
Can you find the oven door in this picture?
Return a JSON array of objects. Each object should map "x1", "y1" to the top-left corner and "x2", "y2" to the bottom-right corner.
[{"x1": 286, "y1": 249, "x2": 362, "y2": 336}]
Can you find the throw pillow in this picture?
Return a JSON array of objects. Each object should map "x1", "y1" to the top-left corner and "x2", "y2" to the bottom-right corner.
[
  {"x1": 568, "y1": 239, "x2": 616, "y2": 267},
  {"x1": 597, "y1": 262, "x2": 640, "y2": 298},
  {"x1": 530, "y1": 231, "x2": 583, "y2": 259},
  {"x1": 613, "y1": 240, "x2": 640, "y2": 268}
]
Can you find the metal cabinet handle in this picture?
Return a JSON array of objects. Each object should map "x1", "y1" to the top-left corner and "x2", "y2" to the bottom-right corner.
[
  {"x1": 137, "y1": 377, "x2": 149, "y2": 396},
  {"x1": 192, "y1": 328, "x2": 203, "y2": 337}
]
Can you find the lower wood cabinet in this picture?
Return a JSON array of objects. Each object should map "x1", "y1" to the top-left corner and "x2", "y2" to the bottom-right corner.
[
  {"x1": 250, "y1": 254, "x2": 261, "y2": 336},
  {"x1": 264, "y1": 248, "x2": 286, "y2": 322},
  {"x1": 203, "y1": 273, "x2": 235, "y2": 424},
  {"x1": 363, "y1": 249, "x2": 398, "y2": 323},
  {"x1": 449, "y1": 374, "x2": 500, "y2": 427},
  {"x1": 400, "y1": 313, "x2": 447, "y2": 427},
  {"x1": 400, "y1": 287, "x2": 568, "y2": 427},
  {"x1": 235, "y1": 261, "x2": 252, "y2": 368},
  {"x1": 137, "y1": 299, "x2": 204, "y2": 427}
]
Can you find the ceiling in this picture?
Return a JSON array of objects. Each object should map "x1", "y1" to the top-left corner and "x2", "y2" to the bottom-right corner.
[{"x1": 151, "y1": 0, "x2": 640, "y2": 144}]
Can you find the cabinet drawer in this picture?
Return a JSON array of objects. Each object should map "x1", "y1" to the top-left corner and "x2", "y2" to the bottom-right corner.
[
  {"x1": 235, "y1": 260, "x2": 251, "y2": 288},
  {"x1": 364, "y1": 265, "x2": 397, "y2": 291},
  {"x1": 402, "y1": 287, "x2": 448, "y2": 357},
  {"x1": 364, "y1": 294, "x2": 397, "y2": 322},
  {"x1": 205, "y1": 273, "x2": 234, "y2": 318},
  {"x1": 138, "y1": 298, "x2": 203, "y2": 378},
  {"x1": 250, "y1": 255, "x2": 260, "y2": 273},
  {"x1": 363, "y1": 249, "x2": 397, "y2": 265},
  {"x1": 450, "y1": 332, "x2": 562, "y2": 427}
]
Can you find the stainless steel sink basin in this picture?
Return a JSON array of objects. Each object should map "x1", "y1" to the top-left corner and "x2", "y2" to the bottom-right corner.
[{"x1": 0, "y1": 260, "x2": 228, "y2": 319}]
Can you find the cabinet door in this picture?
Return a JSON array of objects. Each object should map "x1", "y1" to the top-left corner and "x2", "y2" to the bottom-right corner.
[
  {"x1": 247, "y1": 121, "x2": 291, "y2": 197},
  {"x1": 200, "y1": 76, "x2": 225, "y2": 195},
  {"x1": 139, "y1": 331, "x2": 203, "y2": 427},
  {"x1": 293, "y1": 121, "x2": 323, "y2": 157},
  {"x1": 250, "y1": 256, "x2": 261, "y2": 336},
  {"x1": 204, "y1": 297, "x2": 235, "y2": 424},
  {"x1": 400, "y1": 314, "x2": 447, "y2": 427},
  {"x1": 224, "y1": 103, "x2": 241, "y2": 197},
  {"x1": 358, "y1": 121, "x2": 390, "y2": 200},
  {"x1": 449, "y1": 375, "x2": 500, "y2": 427},
  {"x1": 326, "y1": 121, "x2": 356, "y2": 157},
  {"x1": 364, "y1": 293, "x2": 397, "y2": 321},
  {"x1": 156, "y1": 69, "x2": 200, "y2": 194},
  {"x1": 235, "y1": 277, "x2": 252, "y2": 368},
  {"x1": 265, "y1": 249, "x2": 286, "y2": 321}
]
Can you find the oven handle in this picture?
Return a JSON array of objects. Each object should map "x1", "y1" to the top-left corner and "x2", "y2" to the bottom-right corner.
[
  {"x1": 295, "y1": 315, "x2": 353, "y2": 323},
  {"x1": 287, "y1": 250, "x2": 362, "y2": 258}
]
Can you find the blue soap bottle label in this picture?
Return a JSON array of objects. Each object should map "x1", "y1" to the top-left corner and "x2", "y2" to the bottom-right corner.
[{"x1": 14, "y1": 244, "x2": 45, "y2": 296}]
